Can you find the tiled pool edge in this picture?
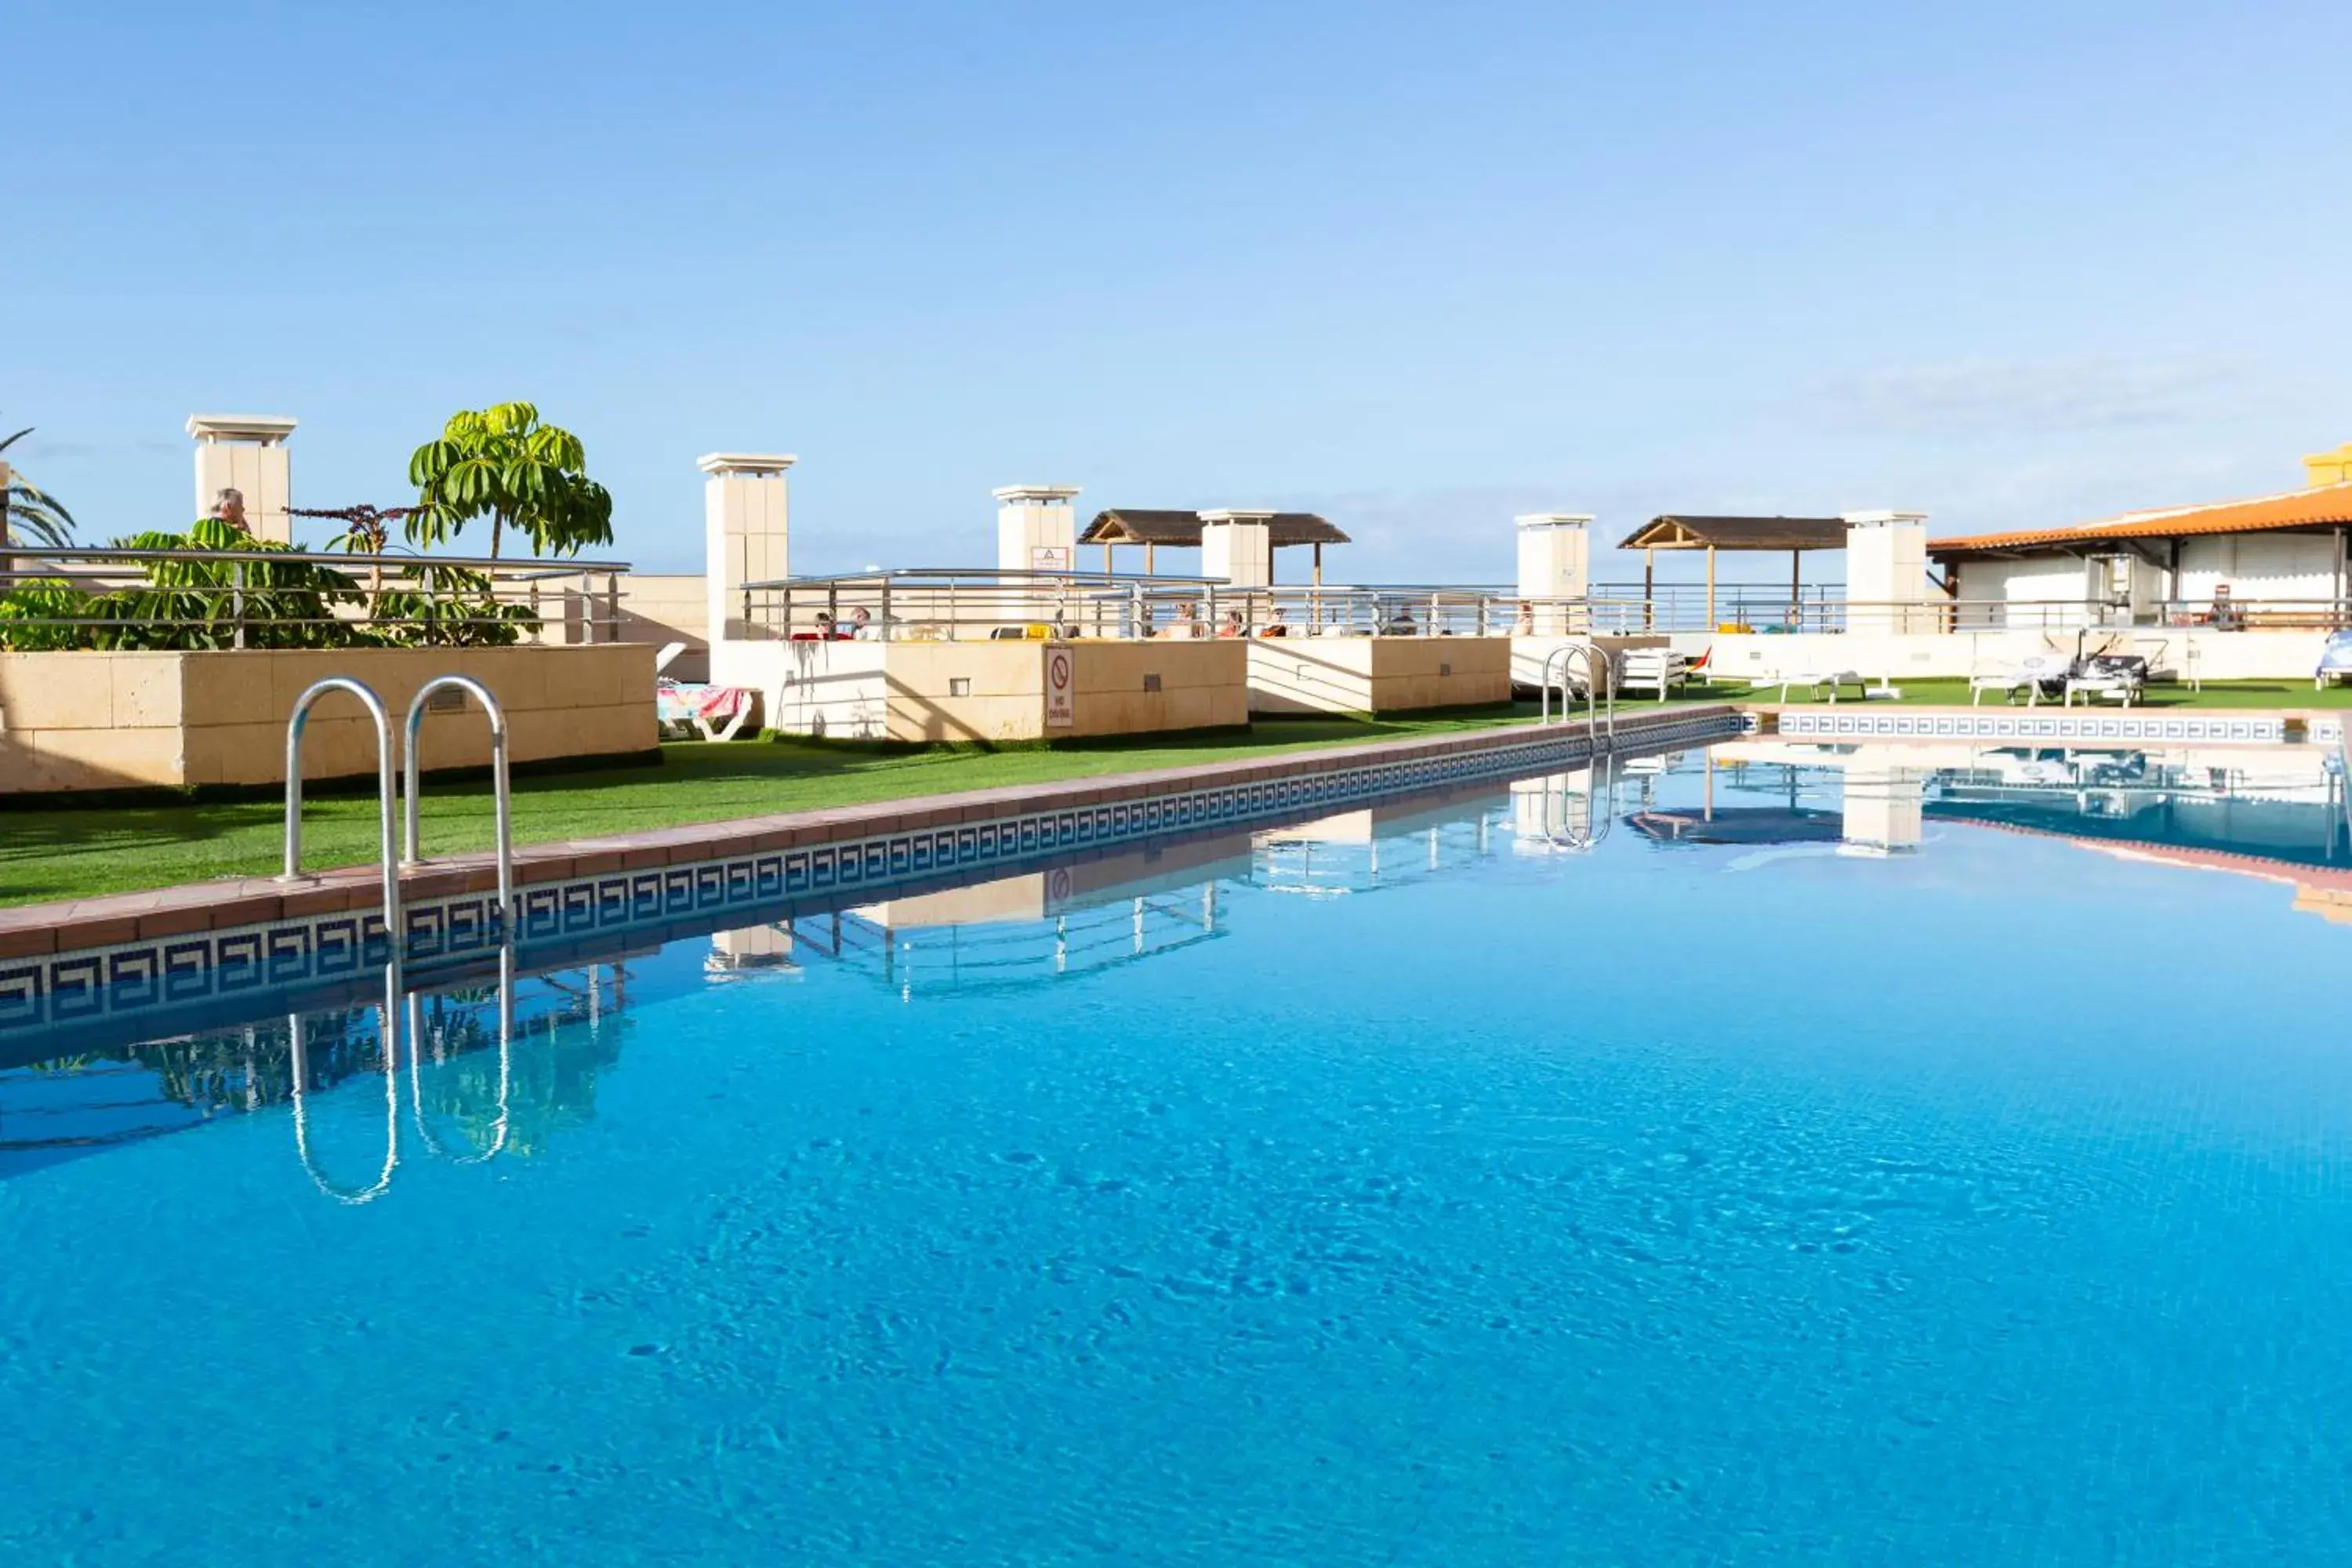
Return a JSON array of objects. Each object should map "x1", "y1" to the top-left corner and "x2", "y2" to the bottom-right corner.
[
  {"x1": 0, "y1": 707, "x2": 1739, "y2": 1035},
  {"x1": 1752, "y1": 706, "x2": 2346, "y2": 745}
]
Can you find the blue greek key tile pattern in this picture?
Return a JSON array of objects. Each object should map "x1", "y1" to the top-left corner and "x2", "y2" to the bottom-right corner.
[
  {"x1": 1775, "y1": 710, "x2": 2298, "y2": 744},
  {"x1": 2, "y1": 711, "x2": 1740, "y2": 1038}
]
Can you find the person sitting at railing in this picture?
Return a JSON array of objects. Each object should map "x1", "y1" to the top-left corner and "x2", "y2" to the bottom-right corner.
[
  {"x1": 209, "y1": 486, "x2": 252, "y2": 536},
  {"x1": 850, "y1": 605, "x2": 893, "y2": 641},
  {"x1": 1258, "y1": 605, "x2": 1290, "y2": 637},
  {"x1": 1217, "y1": 608, "x2": 1247, "y2": 638},
  {"x1": 1174, "y1": 601, "x2": 1203, "y2": 637}
]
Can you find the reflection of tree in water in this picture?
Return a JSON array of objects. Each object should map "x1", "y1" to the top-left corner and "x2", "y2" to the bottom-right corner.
[
  {"x1": 138, "y1": 1007, "x2": 387, "y2": 1116},
  {"x1": 8, "y1": 967, "x2": 629, "y2": 1166},
  {"x1": 411, "y1": 981, "x2": 626, "y2": 1157}
]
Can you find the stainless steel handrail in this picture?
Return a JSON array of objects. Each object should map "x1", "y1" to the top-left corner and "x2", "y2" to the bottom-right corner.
[
  {"x1": 21, "y1": 546, "x2": 630, "y2": 573},
  {"x1": 281, "y1": 677, "x2": 402, "y2": 947},
  {"x1": 1541, "y1": 644, "x2": 1617, "y2": 750},
  {"x1": 401, "y1": 674, "x2": 514, "y2": 932}
]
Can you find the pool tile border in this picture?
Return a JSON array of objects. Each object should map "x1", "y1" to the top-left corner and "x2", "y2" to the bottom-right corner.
[
  {"x1": 0, "y1": 708, "x2": 1740, "y2": 1037},
  {"x1": 1759, "y1": 708, "x2": 2343, "y2": 746}
]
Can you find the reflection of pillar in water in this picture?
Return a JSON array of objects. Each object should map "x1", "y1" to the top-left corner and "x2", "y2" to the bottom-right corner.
[
  {"x1": 1133, "y1": 897, "x2": 1146, "y2": 955},
  {"x1": 1428, "y1": 826, "x2": 1440, "y2": 869},
  {"x1": 1841, "y1": 760, "x2": 1926, "y2": 855},
  {"x1": 712, "y1": 924, "x2": 794, "y2": 969},
  {"x1": 1055, "y1": 915, "x2": 1069, "y2": 975},
  {"x1": 1203, "y1": 881, "x2": 1218, "y2": 933}
]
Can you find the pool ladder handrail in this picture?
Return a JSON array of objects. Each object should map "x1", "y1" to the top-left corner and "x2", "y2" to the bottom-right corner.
[
  {"x1": 1540, "y1": 643, "x2": 1617, "y2": 752},
  {"x1": 280, "y1": 677, "x2": 401, "y2": 946},
  {"x1": 402, "y1": 674, "x2": 515, "y2": 934}
]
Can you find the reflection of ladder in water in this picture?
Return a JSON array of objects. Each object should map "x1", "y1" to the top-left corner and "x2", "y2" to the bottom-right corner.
[
  {"x1": 1537, "y1": 754, "x2": 1618, "y2": 851},
  {"x1": 2331, "y1": 723, "x2": 2352, "y2": 854},
  {"x1": 286, "y1": 942, "x2": 522, "y2": 1204}
]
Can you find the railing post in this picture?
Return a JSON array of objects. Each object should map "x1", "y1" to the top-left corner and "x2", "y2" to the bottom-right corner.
[
  {"x1": 233, "y1": 561, "x2": 247, "y2": 649},
  {"x1": 604, "y1": 571, "x2": 619, "y2": 644}
]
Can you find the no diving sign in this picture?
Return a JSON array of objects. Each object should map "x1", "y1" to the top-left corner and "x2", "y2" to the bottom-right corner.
[{"x1": 1046, "y1": 644, "x2": 1074, "y2": 728}]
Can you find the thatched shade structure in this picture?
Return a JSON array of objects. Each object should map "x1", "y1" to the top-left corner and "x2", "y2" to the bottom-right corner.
[{"x1": 1080, "y1": 508, "x2": 1350, "y2": 582}]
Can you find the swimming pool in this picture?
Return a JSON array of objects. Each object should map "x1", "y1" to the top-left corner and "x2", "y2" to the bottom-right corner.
[{"x1": 5, "y1": 739, "x2": 2350, "y2": 1564}]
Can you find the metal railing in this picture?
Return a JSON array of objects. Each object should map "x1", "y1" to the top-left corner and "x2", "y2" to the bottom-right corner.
[
  {"x1": 0, "y1": 545, "x2": 632, "y2": 649},
  {"x1": 401, "y1": 674, "x2": 515, "y2": 931},
  {"x1": 281, "y1": 677, "x2": 402, "y2": 946},
  {"x1": 1540, "y1": 643, "x2": 1617, "y2": 750}
]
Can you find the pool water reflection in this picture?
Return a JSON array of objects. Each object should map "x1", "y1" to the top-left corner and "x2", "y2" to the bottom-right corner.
[{"x1": 4, "y1": 740, "x2": 2350, "y2": 1564}]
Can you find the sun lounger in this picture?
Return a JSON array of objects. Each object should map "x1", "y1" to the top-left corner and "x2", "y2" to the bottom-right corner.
[
  {"x1": 657, "y1": 681, "x2": 757, "y2": 742},
  {"x1": 2317, "y1": 630, "x2": 2352, "y2": 690},
  {"x1": 1748, "y1": 670, "x2": 1868, "y2": 702},
  {"x1": 1618, "y1": 648, "x2": 1689, "y2": 702}
]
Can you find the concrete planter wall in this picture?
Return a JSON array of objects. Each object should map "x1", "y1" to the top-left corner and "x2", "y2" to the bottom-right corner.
[
  {"x1": 1246, "y1": 635, "x2": 1512, "y2": 714},
  {"x1": 715, "y1": 639, "x2": 1250, "y2": 742},
  {"x1": 0, "y1": 645, "x2": 656, "y2": 795}
]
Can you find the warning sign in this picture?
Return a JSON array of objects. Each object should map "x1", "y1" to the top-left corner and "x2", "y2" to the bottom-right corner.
[{"x1": 1046, "y1": 644, "x2": 1075, "y2": 728}]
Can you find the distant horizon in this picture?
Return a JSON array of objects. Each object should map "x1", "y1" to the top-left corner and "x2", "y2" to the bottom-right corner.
[{"x1": 13, "y1": 2, "x2": 2348, "y2": 588}]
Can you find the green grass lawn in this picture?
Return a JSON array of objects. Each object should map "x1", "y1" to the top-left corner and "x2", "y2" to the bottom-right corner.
[{"x1": 0, "y1": 712, "x2": 1547, "y2": 909}]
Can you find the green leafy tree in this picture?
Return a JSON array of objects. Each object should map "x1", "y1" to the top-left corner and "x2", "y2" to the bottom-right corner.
[
  {"x1": 1, "y1": 423, "x2": 78, "y2": 550},
  {"x1": 406, "y1": 401, "x2": 615, "y2": 560}
]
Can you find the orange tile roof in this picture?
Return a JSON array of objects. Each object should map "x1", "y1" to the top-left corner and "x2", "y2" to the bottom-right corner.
[{"x1": 1929, "y1": 481, "x2": 2352, "y2": 555}]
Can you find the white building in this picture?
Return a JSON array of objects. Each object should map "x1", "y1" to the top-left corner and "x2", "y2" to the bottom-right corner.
[{"x1": 1931, "y1": 450, "x2": 2352, "y2": 629}]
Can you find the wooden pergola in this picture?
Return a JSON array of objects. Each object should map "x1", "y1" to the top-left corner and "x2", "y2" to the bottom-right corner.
[
  {"x1": 1079, "y1": 509, "x2": 1350, "y2": 585},
  {"x1": 1617, "y1": 514, "x2": 1849, "y2": 628}
]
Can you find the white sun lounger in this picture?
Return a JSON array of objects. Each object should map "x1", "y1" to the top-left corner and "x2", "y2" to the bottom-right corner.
[{"x1": 1748, "y1": 670, "x2": 1867, "y2": 702}]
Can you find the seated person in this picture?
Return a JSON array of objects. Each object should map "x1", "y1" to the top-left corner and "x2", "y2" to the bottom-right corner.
[
  {"x1": 1258, "y1": 606, "x2": 1290, "y2": 637},
  {"x1": 1217, "y1": 609, "x2": 1247, "y2": 638}
]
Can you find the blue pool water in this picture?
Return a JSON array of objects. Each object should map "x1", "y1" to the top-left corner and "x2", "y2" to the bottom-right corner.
[{"x1": 5, "y1": 742, "x2": 2352, "y2": 1564}]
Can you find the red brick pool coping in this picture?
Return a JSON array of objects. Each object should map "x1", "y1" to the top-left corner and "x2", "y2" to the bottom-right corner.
[{"x1": 0, "y1": 708, "x2": 1733, "y2": 960}]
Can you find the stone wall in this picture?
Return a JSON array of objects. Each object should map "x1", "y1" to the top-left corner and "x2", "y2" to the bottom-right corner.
[
  {"x1": 0, "y1": 645, "x2": 655, "y2": 794},
  {"x1": 713, "y1": 638, "x2": 1249, "y2": 742},
  {"x1": 1247, "y1": 635, "x2": 1512, "y2": 713}
]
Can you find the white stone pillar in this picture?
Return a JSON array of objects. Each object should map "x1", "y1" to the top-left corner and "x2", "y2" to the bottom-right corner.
[
  {"x1": 1198, "y1": 509, "x2": 1275, "y2": 588},
  {"x1": 1843, "y1": 510, "x2": 1931, "y2": 633},
  {"x1": 994, "y1": 485, "x2": 1081, "y2": 575},
  {"x1": 994, "y1": 485, "x2": 1081, "y2": 630},
  {"x1": 1515, "y1": 513, "x2": 1592, "y2": 634},
  {"x1": 188, "y1": 415, "x2": 297, "y2": 542},
  {"x1": 701, "y1": 452, "x2": 796, "y2": 642}
]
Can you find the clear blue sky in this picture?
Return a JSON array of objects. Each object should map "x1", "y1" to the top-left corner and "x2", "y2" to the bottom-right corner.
[{"x1": 9, "y1": 1, "x2": 2350, "y2": 586}]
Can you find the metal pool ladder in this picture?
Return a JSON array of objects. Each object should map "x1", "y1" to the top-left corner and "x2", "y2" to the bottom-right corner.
[
  {"x1": 1540, "y1": 643, "x2": 1617, "y2": 753},
  {"x1": 281, "y1": 677, "x2": 402, "y2": 944},
  {"x1": 402, "y1": 674, "x2": 515, "y2": 934}
]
